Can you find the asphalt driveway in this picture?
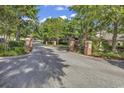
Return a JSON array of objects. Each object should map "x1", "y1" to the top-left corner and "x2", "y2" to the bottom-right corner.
[{"x1": 0, "y1": 41, "x2": 124, "y2": 88}]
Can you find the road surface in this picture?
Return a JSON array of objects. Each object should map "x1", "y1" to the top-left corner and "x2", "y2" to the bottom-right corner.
[{"x1": 0, "y1": 41, "x2": 124, "y2": 88}]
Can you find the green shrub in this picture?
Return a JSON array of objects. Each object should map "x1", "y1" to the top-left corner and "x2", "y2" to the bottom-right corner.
[
  {"x1": 92, "y1": 51, "x2": 103, "y2": 57},
  {"x1": 8, "y1": 40, "x2": 24, "y2": 48},
  {"x1": 101, "y1": 52, "x2": 117, "y2": 59},
  {"x1": 102, "y1": 40, "x2": 112, "y2": 51},
  {"x1": 0, "y1": 47, "x2": 25, "y2": 56},
  {"x1": 0, "y1": 40, "x2": 26, "y2": 56},
  {"x1": 92, "y1": 40, "x2": 99, "y2": 53},
  {"x1": 0, "y1": 51, "x2": 17, "y2": 56},
  {"x1": 14, "y1": 47, "x2": 25, "y2": 54},
  {"x1": 92, "y1": 51, "x2": 123, "y2": 59},
  {"x1": 0, "y1": 44, "x2": 4, "y2": 52},
  {"x1": 92, "y1": 38, "x2": 104, "y2": 52}
]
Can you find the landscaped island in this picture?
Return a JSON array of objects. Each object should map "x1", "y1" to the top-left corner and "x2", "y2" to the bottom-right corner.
[{"x1": 0, "y1": 40, "x2": 26, "y2": 56}]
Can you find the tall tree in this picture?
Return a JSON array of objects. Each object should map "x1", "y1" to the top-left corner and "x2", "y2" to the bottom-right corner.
[
  {"x1": 36, "y1": 17, "x2": 65, "y2": 45},
  {"x1": 0, "y1": 6, "x2": 38, "y2": 51}
]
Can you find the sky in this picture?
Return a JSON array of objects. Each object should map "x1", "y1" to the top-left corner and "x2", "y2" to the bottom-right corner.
[{"x1": 37, "y1": 5, "x2": 76, "y2": 23}]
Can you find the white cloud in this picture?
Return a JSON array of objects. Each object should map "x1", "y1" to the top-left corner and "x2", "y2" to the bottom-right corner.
[
  {"x1": 60, "y1": 15, "x2": 67, "y2": 19},
  {"x1": 22, "y1": 17, "x2": 35, "y2": 23},
  {"x1": 55, "y1": 6, "x2": 65, "y2": 11},
  {"x1": 40, "y1": 16, "x2": 52, "y2": 23},
  {"x1": 64, "y1": 5, "x2": 73, "y2": 7},
  {"x1": 47, "y1": 16, "x2": 52, "y2": 19},
  {"x1": 40, "y1": 18, "x2": 47, "y2": 23},
  {"x1": 70, "y1": 13, "x2": 77, "y2": 18}
]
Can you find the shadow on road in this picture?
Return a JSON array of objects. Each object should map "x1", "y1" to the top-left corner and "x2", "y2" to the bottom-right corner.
[
  {"x1": 106, "y1": 59, "x2": 124, "y2": 70},
  {"x1": 0, "y1": 44, "x2": 69, "y2": 88}
]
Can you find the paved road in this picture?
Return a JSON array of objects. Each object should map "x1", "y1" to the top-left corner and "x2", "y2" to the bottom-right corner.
[{"x1": 0, "y1": 41, "x2": 124, "y2": 88}]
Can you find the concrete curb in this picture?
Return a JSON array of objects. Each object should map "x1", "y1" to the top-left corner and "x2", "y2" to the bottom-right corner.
[
  {"x1": 73, "y1": 52, "x2": 124, "y2": 62},
  {"x1": 0, "y1": 53, "x2": 31, "y2": 59},
  {"x1": 68, "y1": 52, "x2": 105, "y2": 61}
]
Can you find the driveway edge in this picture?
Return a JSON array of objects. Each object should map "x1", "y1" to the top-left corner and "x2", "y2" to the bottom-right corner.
[{"x1": 0, "y1": 53, "x2": 31, "y2": 59}]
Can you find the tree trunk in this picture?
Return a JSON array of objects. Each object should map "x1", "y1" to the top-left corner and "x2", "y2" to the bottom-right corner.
[
  {"x1": 112, "y1": 22, "x2": 118, "y2": 52},
  {"x1": 8, "y1": 33, "x2": 11, "y2": 42},
  {"x1": 98, "y1": 29, "x2": 103, "y2": 51},
  {"x1": 82, "y1": 26, "x2": 88, "y2": 54},
  {"x1": 79, "y1": 20, "x2": 88, "y2": 53},
  {"x1": 16, "y1": 30, "x2": 20, "y2": 41},
  {"x1": 3, "y1": 34, "x2": 8, "y2": 51}
]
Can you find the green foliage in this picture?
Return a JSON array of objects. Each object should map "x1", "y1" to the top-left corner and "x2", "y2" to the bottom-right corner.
[
  {"x1": 92, "y1": 51, "x2": 124, "y2": 59},
  {"x1": 0, "y1": 5, "x2": 38, "y2": 42},
  {"x1": 35, "y1": 17, "x2": 66, "y2": 43},
  {"x1": 0, "y1": 44, "x2": 4, "y2": 51},
  {"x1": 0, "y1": 5, "x2": 124, "y2": 59},
  {"x1": 0, "y1": 5, "x2": 38, "y2": 56},
  {"x1": 8, "y1": 40, "x2": 25, "y2": 55},
  {"x1": 0, "y1": 47, "x2": 25, "y2": 56},
  {"x1": 69, "y1": 5, "x2": 124, "y2": 51},
  {"x1": 102, "y1": 40, "x2": 112, "y2": 51},
  {"x1": 0, "y1": 40, "x2": 25, "y2": 56},
  {"x1": 0, "y1": 51, "x2": 17, "y2": 56},
  {"x1": 92, "y1": 39, "x2": 100, "y2": 53},
  {"x1": 13, "y1": 47, "x2": 25, "y2": 55},
  {"x1": 8, "y1": 40, "x2": 24, "y2": 48}
]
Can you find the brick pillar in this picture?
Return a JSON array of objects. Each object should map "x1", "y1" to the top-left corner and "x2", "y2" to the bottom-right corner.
[
  {"x1": 53, "y1": 40, "x2": 57, "y2": 46},
  {"x1": 84, "y1": 40, "x2": 92, "y2": 55}
]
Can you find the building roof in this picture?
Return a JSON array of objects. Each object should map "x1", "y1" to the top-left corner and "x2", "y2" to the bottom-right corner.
[{"x1": 96, "y1": 31, "x2": 124, "y2": 41}]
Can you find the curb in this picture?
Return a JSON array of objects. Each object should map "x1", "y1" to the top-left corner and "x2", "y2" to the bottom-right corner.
[
  {"x1": 69, "y1": 52, "x2": 105, "y2": 61},
  {"x1": 82, "y1": 55, "x2": 105, "y2": 61},
  {"x1": 0, "y1": 53, "x2": 31, "y2": 59}
]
